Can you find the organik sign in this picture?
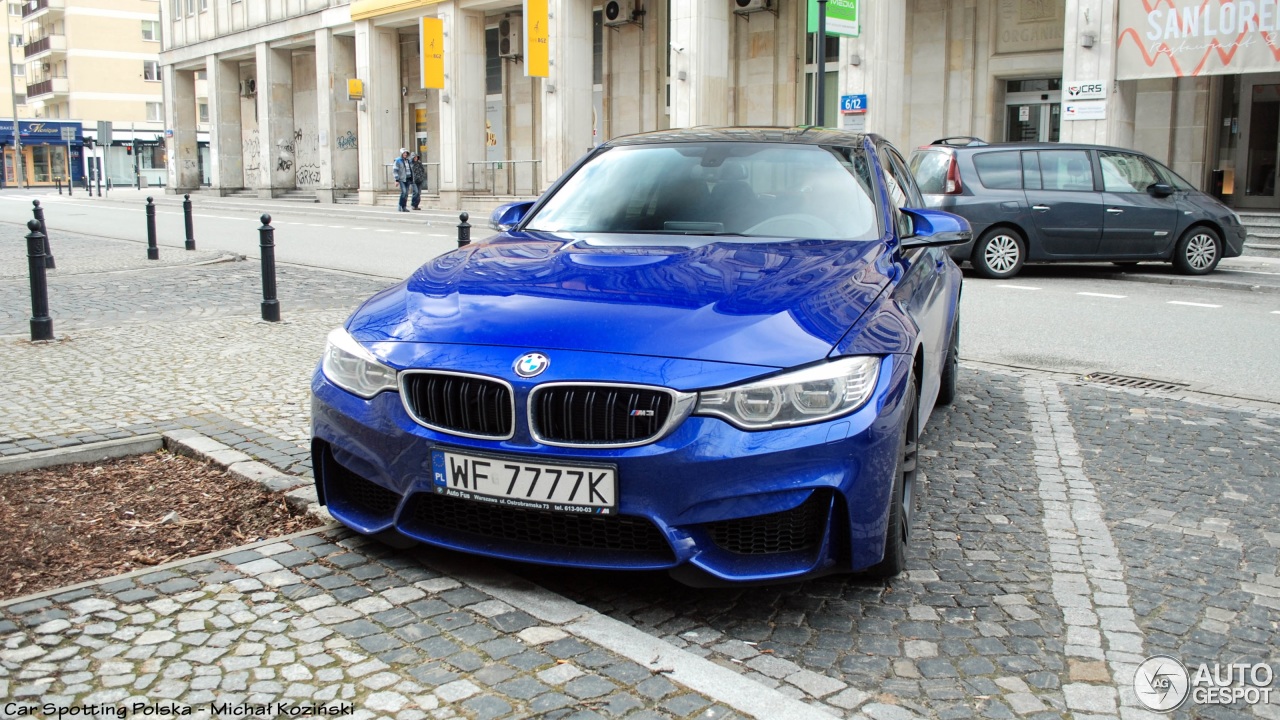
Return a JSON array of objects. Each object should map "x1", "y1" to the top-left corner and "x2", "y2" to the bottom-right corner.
[{"x1": 808, "y1": 0, "x2": 860, "y2": 37}]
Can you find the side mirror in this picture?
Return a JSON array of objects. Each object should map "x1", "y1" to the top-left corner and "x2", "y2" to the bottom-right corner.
[
  {"x1": 900, "y1": 208, "x2": 972, "y2": 248},
  {"x1": 1148, "y1": 183, "x2": 1174, "y2": 198},
  {"x1": 489, "y1": 200, "x2": 535, "y2": 231}
]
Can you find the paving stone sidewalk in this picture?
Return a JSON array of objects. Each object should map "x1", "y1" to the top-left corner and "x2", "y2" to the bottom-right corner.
[{"x1": 2, "y1": 222, "x2": 1278, "y2": 719}]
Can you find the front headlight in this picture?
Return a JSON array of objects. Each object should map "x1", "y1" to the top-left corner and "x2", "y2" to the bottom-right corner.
[
  {"x1": 694, "y1": 356, "x2": 881, "y2": 431},
  {"x1": 321, "y1": 328, "x2": 399, "y2": 399}
]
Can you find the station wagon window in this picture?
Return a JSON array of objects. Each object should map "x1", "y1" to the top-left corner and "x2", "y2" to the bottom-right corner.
[
  {"x1": 972, "y1": 151, "x2": 1022, "y2": 189},
  {"x1": 909, "y1": 150, "x2": 950, "y2": 194},
  {"x1": 1037, "y1": 150, "x2": 1094, "y2": 191},
  {"x1": 1099, "y1": 151, "x2": 1161, "y2": 193},
  {"x1": 1022, "y1": 152, "x2": 1042, "y2": 190},
  {"x1": 1151, "y1": 159, "x2": 1196, "y2": 191}
]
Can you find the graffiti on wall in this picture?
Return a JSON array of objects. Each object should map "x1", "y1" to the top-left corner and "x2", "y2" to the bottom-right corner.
[
  {"x1": 293, "y1": 126, "x2": 322, "y2": 188},
  {"x1": 337, "y1": 131, "x2": 358, "y2": 151},
  {"x1": 243, "y1": 129, "x2": 261, "y2": 188}
]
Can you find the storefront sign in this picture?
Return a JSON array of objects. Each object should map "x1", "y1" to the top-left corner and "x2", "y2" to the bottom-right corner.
[
  {"x1": 995, "y1": 0, "x2": 1066, "y2": 54},
  {"x1": 1118, "y1": 0, "x2": 1280, "y2": 79},
  {"x1": 1066, "y1": 81, "x2": 1107, "y2": 100},
  {"x1": 1063, "y1": 101, "x2": 1107, "y2": 121},
  {"x1": 525, "y1": 0, "x2": 549, "y2": 78},
  {"x1": 421, "y1": 17, "x2": 444, "y2": 90},
  {"x1": 807, "y1": 0, "x2": 859, "y2": 38},
  {"x1": 0, "y1": 120, "x2": 83, "y2": 144}
]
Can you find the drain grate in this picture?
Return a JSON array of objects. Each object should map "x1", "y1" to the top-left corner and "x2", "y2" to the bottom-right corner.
[{"x1": 1082, "y1": 372, "x2": 1189, "y2": 392}]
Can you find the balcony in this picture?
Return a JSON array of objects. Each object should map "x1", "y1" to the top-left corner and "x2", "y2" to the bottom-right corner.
[
  {"x1": 22, "y1": 0, "x2": 65, "y2": 20},
  {"x1": 25, "y1": 76, "x2": 68, "y2": 102},
  {"x1": 23, "y1": 34, "x2": 66, "y2": 61}
]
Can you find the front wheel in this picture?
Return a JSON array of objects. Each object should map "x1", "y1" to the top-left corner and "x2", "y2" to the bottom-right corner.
[
  {"x1": 971, "y1": 228, "x2": 1026, "y2": 279},
  {"x1": 1173, "y1": 227, "x2": 1221, "y2": 275},
  {"x1": 865, "y1": 377, "x2": 919, "y2": 580}
]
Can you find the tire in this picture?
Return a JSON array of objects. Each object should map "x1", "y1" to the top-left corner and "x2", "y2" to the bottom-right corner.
[
  {"x1": 1173, "y1": 227, "x2": 1221, "y2": 275},
  {"x1": 866, "y1": 377, "x2": 919, "y2": 580},
  {"x1": 937, "y1": 315, "x2": 959, "y2": 406},
  {"x1": 971, "y1": 228, "x2": 1026, "y2": 279}
]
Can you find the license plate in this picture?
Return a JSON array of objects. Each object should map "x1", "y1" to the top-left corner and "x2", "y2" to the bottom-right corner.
[{"x1": 430, "y1": 449, "x2": 617, "y2": 514}]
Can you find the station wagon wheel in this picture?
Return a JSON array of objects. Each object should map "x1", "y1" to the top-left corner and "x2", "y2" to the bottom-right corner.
[
  {"x1": 971, "y1": 228, "x2": 1026, "y2": 279},
  {"x1": 866, "y1": 376, "x2": 918, "y2": 580},
  {"x1": 1173, "y1": 227, "x2": 1221, "y2": 275}
]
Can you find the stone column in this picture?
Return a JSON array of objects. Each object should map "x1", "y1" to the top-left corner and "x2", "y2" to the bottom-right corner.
[
  {"x1": 541, "y1": 0, "x2": 593, "y2": 190},
  {"x1": 1060, "y1": 0, "x2": 1134, "y2": 147},
  {"x1": 845, "y1": 0, "x2": 907, "y2": 138},
  {"x1": 256, "y1": 42, "x2": 296, "y2": 197},
  {"x1": 669, "y1": 0, "x2": 729, "y2": 129},
  {"x1": 206, "y1": 56, "x2": 244, "y2": 194},
  {"x1": 162, "y1": 65, "x2": 200, "y2": 192},
  {"x1": 436, "y1": 2, "x2": 486, "y2": 207},
  {"x1": 355, "y1": 19, "x2": 401, "y2": 204}
]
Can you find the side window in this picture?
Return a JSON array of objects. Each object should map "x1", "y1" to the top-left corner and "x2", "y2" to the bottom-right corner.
[
  {"x1": 887, "y1": 149, "x2": 924, "y2": 208},
  {"x1": 1038, "y1": 150, "x2": 1094, "y2": 192},
  {"x1": 878, "y1": 147, "x2": 916, "y2": 238},
  {"x1": 972, "y1": 151, "x2": 1022, "y2": 189},
  {"x1": 1099, "y1": 151, "x2": 1162, "y2": 193}
]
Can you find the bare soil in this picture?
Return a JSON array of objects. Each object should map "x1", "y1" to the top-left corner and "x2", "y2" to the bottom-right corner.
[{"x1": 0, "y1": 450, "x2": 324, "y2": 601}]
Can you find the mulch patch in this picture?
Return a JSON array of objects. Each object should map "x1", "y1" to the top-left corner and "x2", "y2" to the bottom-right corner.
[{"x1": 0, "y1": 450, "x2": 324, "y2": 601}]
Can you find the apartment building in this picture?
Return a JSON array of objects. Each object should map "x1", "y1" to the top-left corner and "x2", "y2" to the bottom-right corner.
[
  {"x1": 158, "y1": 1, "x2": 1280, "y2": 213},
  {"x1": 5, "y1": 0, "x2": 166, "y2": 187}
]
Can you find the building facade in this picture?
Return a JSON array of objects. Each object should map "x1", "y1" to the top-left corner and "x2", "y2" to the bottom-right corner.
[
  {"x1": 6, "y1": 0, "x2": 165, "y2": 187},
  {"x1": 157, "y1": 0, "x2": 1280, "y2": 213}
]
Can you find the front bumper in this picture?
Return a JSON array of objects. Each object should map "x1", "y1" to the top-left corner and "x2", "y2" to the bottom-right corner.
[
  {"x1": 1223, "y1": 224, "x2": 1246, "y2": 258},
  {"x1": 310, "y1": 348, "x2": 913, "y2": 584}
]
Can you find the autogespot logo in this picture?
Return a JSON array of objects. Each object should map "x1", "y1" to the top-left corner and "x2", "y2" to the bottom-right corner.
[
  {"x1": 514, "y1": 352, "x2": 550, "y2": 378},
  {"x1": 1135, "y1": 655, "x2": 1190, "y2": 712}
]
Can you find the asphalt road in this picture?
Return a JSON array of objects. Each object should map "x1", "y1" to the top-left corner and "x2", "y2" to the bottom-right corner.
[{"x1": 5, "y1": 188, "x2": 1278, "y2": 403}]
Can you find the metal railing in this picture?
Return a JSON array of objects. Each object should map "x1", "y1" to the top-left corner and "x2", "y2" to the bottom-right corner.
[
  {"x1": 23, "y1": 36, "x2": 53, "y2": 57},
  {"x1": 23, "y1": 0, "x2": 54, "y2": 18},
  {"x1": 383, "y1": 162, "x2": 440, "y2": 196},
  {"x1": 467, "y1": 160, "x2": 541, "y2": 196}
]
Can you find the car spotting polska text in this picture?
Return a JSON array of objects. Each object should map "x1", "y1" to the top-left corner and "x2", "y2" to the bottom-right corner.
[{"x1": 2, "y1": 704, "x2": 356, "y2": 718}]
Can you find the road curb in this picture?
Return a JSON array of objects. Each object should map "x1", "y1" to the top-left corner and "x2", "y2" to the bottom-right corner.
[{"x1": 0, "y1": 434, "x2": 163, "y2": 475}]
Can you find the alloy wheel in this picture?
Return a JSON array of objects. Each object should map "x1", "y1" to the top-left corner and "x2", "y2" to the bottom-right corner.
[
  {"x1": 984, "y1": 235, "x2": 1021, "y2": 274},
  {"x1": 1185, "y1": 233, "x2": 1218, "y2": 271}
]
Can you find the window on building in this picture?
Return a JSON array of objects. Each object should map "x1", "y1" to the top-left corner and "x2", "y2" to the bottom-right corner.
[
  {"x1": 14, "y1": 93, "x2": 24, "y2": 105},
  {"x1": 147, "y1": 101, "x2": 163, "y2": 121},
  {"x1": 142, "y1": 20, "x2": 160, "y2": 41},
  {"x1": 803, "y1": 33, "x2": 840, "y2": 126},
  {"x1": 144, "y1": 60, "x2": 161, "y2": 81},
  {"x1": 11, "y1": 62, "x2": 21, "y2": 76},
  {"x1": 195, "y1": 70, "x2": 206, "y2": 80},
  {"x1": 593, "y1": 11, "x2": 603, "y2": 86},
  {"x1": 200, "y1": 0, "x2": 207, "y2": 11},
  {"x1": 186, "y1": 0, "x2": 195, "y2": 16},
  {"x1": 9, "y1": 34, "x2": 22, "y2": 48},
  {"x1": 8, "y1": 3, "x2": 20, "y2": 16},
  {"x1": 484, "y1": 27, "x2": 501, "y2": 96},
  {"x1": 198, "y1": 102, "x2": 208, "y2": 123}
]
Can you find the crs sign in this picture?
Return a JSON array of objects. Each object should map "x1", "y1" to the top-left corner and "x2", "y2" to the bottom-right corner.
[{"x1": 1066, "y1": 82, "x2": 1107, "y2": 100}]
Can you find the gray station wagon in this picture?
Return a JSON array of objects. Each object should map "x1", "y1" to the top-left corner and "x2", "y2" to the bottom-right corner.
[{"x1": 909, "y1": 139, "x2": 1246, "y2": 279}]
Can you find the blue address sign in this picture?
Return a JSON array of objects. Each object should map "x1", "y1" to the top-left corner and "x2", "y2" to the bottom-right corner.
[{"x1": 840, "y1": 94, "x2": 868, "y2": 114}]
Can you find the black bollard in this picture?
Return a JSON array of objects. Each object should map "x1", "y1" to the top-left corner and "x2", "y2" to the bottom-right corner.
[
  {"x1": 183, "y1": 194, "x2": 196, "y2": 251},
  {"x1": 457, "y1": 212, "x2": 471, "y2": 248},
  {"x1": 55, "y1": 177, "x2": 62, "y2": 195},
  {"x1": 25, "y1": 220, "x2": 53, "y2": 342},
  {"x1": 258, "y1": 213, "x2": 280, "y2": 322},
  {"x1": 145, "y1": 196, "x2": 159, "y2": 260},
  {"x1": 32, "y1": 200, "x2": 55, "y2": 269}
]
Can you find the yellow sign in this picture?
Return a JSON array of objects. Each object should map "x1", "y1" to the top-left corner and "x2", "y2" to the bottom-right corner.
[
  {"x1": 346, "y1": 78, "x2": 364, "y2": 101},
  {"x1": 350, "y1": 0, "x2": 446, "y2": 21},
  {"x1": 525, "y1": 0, "x2": 549, "y2": 78},
  {"x1": 421, "y1": 17, "x2": 445, "y2": 90}
]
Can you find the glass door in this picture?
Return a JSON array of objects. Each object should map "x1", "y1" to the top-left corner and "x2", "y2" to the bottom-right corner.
[
  {"x1": 1005, "y1": 79, "x2": 1062, "y2": 143},
  {"x1": 1237, "y1": 78, "x2": 1280, "y2": 208}
]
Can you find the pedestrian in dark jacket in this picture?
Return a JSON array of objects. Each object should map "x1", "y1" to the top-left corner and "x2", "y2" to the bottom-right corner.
[
  {"x1": 410, "y1": 154, "x2": 427, "y2": 210},
  {"x1": 393, "y1": 148, "x2": 411, "y2": 212}
]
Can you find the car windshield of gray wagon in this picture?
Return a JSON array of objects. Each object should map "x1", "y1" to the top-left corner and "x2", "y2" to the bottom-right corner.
[{"x1": 525, "y1": 142, "x2": 881, "y2": 241}]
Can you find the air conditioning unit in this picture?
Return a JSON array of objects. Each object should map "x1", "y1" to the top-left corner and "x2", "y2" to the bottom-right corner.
[
  {"x1": 734, "y1": 0, "x2": 773, "y2": 14},
  {"x1": 240, "y1": 78, "x2": 256, "y2": 97},
  {"x1": 498, "y1": 16, "x2": 521, "y2": 59},
  {"x1": 603, "y1": 0, "x2": 636, "y2": 27}
]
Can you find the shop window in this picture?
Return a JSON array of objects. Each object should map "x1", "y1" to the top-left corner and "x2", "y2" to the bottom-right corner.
[
  {"x1": 145, "y1": 145, "x2": 166, "y2": 170},
  {"x1": 144, "y1": 61, "x2": 161, "y2": 81}
]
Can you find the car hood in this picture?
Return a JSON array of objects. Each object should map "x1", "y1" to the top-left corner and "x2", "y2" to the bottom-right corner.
[{"x1": 348, "y1": 231, "x2": 892, "y2": 369}]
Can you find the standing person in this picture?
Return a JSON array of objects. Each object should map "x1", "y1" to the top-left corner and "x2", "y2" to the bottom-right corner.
[
  {"x1": 393, "y1": 148, "x2": 411, "y2": 212},
  {"x1": 410, "y1": 153, "x2": 427, "y2": 210}
]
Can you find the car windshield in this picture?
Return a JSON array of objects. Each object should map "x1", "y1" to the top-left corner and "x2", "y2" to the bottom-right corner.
[
  {"x1": 525, "y1": 142, "x2": 880, "y2": 241},
  {"x1": 909, "y1": 149, "x2": 951, "y2": 194}
]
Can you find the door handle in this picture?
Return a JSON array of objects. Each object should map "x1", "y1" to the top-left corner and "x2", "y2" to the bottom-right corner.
[
  {"x1": 1032, "y1": 205, "x2": 1050, "y2": 212},
  {"x1": 1106, "y1": 208, "x2": 1124, "y2": 214}
]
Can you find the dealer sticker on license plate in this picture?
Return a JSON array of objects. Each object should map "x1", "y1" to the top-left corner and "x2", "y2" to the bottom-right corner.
[{"x1": 431, "y1": 449, "x2": 617, "y2": 514}]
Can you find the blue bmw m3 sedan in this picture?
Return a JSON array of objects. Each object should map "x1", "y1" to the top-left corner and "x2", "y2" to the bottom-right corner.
[{"x1": 310, "y1": 127, "x2": 969, "y2": 585}]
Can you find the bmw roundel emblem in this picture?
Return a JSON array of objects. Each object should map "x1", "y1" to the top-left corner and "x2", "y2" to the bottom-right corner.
[{"x1": 514, "y1": 352, "x2": 550, "y2": 378}]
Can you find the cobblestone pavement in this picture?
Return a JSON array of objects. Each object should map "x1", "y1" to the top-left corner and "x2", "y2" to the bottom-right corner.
[{"x1": 1, "y1": 228, "x2": 1278, "y2": 719}]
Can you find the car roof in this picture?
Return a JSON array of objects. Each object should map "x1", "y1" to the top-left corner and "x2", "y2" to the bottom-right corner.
[
  {"x1": 916, "y1": 141, "x2": 1154, "y2": 155},
  {"x1": 601, "y1": 126, "x2": 874, "y2": 148}
]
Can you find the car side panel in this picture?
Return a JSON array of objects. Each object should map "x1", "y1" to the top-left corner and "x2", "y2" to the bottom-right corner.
[{"x1": 1098, "y1": 191, "x2": 1180, "y2": 257}]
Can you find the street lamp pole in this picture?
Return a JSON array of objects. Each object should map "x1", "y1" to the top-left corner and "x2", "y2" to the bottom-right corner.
[{"x1": 6, "y1": 8, "x2": 24, "y2": 189}]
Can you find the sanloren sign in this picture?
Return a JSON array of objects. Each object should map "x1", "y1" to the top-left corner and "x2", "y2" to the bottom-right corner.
[{"x1": 1117, "y1": 0, "x2": 1280, "y2": 79}]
